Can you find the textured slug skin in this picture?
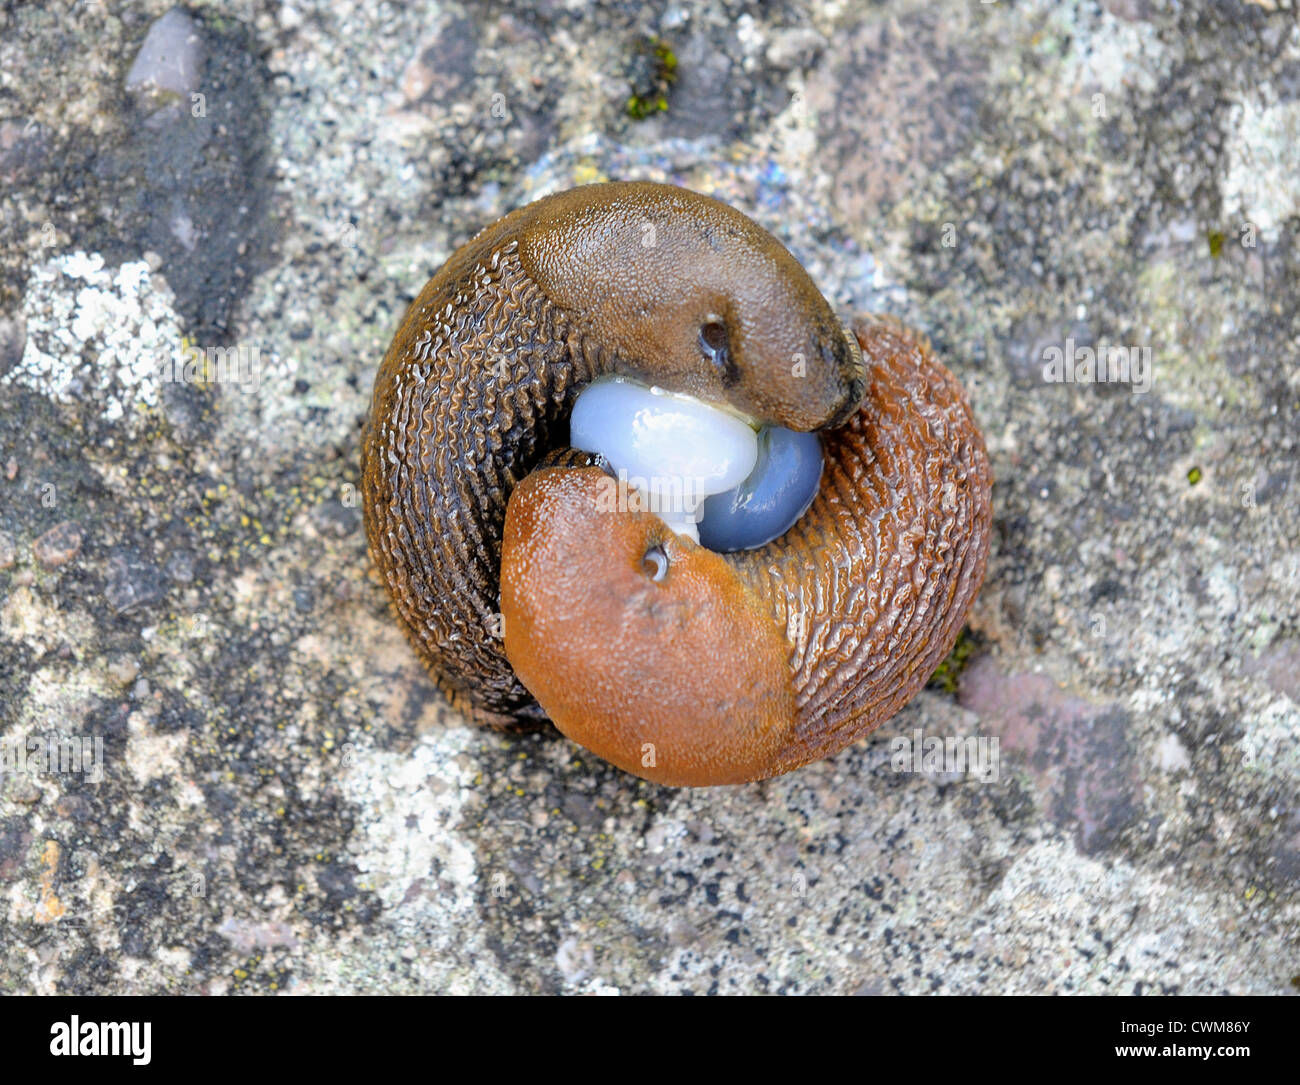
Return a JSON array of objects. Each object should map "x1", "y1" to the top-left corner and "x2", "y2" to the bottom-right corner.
[
  {"x1": 363, "y1": 181, "x2": 992, "y2": 784},
  {"x1": 363, "y1": 181, "x2": 865, "y2": 732},
  {"x1": 502, "y1": 317, "x2": 992, "y2": 785}
]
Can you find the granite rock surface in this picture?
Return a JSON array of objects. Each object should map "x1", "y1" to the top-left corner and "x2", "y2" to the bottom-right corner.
[{"x1": 0, "y1": 0, "x2": 1296, "y2": 994}]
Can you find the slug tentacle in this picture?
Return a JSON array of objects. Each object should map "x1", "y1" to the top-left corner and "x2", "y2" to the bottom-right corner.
[{"x1": 362, "y1": 181, "x2": 992, "y2": 784}]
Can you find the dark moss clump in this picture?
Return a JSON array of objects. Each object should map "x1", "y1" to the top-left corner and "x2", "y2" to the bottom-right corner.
[
  {"x1": 625, "y1": 39, "x2": 677, "y2": 120},
  {"x1": 927, "y1": 628, "x2": 982, "y2": 694}
]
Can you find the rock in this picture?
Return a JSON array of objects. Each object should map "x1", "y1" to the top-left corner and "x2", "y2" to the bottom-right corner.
[
  {"x1": 0, "y1": 0, "x2": 1295, "y2": 998},
  {"x1": 104, "y1": 549, "x2": 165, "y2": 614},
  {"x1": 164, "y1": 548, "x2": 196, "y2": 584},
  {"x1": 0, "y1": 314, "x2": 24, "y2": 379},
  {"x1": 0, "y1": 118, "x2": 49, "y2": 185},
  {"x1": 1243, "y1": 640, "x2": 1300, "y2": 705},
  {"x1": 32, "y1": 521, "x2": 83, "y2": 567},
  {"x1": 766, "y1": 27, "x2": 824, "y2": 70},
  {"x1": 125, "y1": 8, "x2": 206, "y2": 113}
]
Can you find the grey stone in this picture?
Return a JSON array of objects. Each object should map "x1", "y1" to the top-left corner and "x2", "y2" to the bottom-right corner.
[{"x1": 0, "y1": 0, "x2": 1294, "y2": 997}]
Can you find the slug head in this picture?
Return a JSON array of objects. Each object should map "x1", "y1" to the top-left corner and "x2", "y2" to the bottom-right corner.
[
  {"x1": 499, "y1": 464, "x2": 797, "y2": 786},
  {"x1": 516, "y1": 181, "x2": 866, "y2": 431}
]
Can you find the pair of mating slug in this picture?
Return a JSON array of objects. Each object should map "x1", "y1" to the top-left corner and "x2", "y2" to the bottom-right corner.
[{"x1": 361, "y1": 182, "x2": 992, "y2": 787}]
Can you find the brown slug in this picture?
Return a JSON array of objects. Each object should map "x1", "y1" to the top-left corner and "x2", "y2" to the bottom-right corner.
[{"x1": 362, "y1": 181, "x2": 992, "y2": 786}]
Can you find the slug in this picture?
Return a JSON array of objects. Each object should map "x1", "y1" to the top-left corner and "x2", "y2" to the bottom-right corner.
[{"x1": 362, "y1": 181, "x2": 992, "y2": 786}]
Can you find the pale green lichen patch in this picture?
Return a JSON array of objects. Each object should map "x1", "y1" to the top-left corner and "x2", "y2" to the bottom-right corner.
[
  {"x1": 4, "y1": 252, "x2": 182, "y2": 424},
  {"x1": 1223, "y1": 96, "x2": 1300, "y2": 243}
]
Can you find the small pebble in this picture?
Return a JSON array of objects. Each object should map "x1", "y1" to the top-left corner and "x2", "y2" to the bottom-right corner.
[
  {"x1": 105, "y1": 550, "x2": 164, "y2": 613},
  {"x1": 165, "y1": 549, "x2": 195, "y2": 583},
  {"x1": 766, "y1": 27, "x2": 825, "y2": 70},
  {"x1": 125, "y1": 7, "x2": 206, "y2": 110},
  {"x1": 33, "y1": 521, "x2": 83, "y2": 567},
  {"x1": 108, "y1": 656, "x2": 142, "y2": 688},
  {"x1": 0, "y1": 314, "x2": 25, "y2": 379},
  {"x1": 6, "y1": 777, "x2": 41, "y2": 805}
]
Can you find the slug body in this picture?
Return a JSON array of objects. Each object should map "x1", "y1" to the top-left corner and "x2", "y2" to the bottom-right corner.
[{"x1": 362, "y1": 181, "x2": 991, "y2": 785}]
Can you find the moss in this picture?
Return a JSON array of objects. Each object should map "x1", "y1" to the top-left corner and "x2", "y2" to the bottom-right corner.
[
  {"x1": 927, "y1": 628, "x2": 981, "y2": 694},
  {"x1": 626, "y1": 95, "x2": 668, "y2": 120},
  {"x1": 1207, "y1": 230, "x2": 1224, "y2": 258},
  {"x1": 655, "y1": 42, "x2": 678, "y2": 78},
  {"x1": 626, "y1": 39, "x2": 677, "y2": 121}
]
